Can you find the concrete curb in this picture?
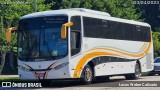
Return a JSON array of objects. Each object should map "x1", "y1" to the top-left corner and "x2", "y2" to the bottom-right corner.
[{"x1": 0, "y1": 75, "x2": 19, "y2": 78}]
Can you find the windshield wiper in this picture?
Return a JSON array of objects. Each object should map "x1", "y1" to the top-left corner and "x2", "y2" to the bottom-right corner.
[
  {"x1": 42, "y1": 29, "x2": 55, "y2": 60},
  {"x1": 19, "y1": 27, "x2": 30, "y2": 61},
  {"x1": 43, "y1": 40, "x2": 55, "y2": 60}
]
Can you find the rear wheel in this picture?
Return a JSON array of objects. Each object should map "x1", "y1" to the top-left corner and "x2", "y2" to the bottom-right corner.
[
  {"x1": 125, "y1": 62, "x2": 141, "y2": 80},
  {"x1": 81, "y1": 65, "x2": 93, "y2": 84}
]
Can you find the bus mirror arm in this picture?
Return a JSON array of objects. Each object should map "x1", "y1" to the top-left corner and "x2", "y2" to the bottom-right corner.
[
  {"x1": 61, "y1": 22, "x2": 73, "y2": 39},
  {"x1": 6, "y1": 26, "x2": 18, "y2": 43}
]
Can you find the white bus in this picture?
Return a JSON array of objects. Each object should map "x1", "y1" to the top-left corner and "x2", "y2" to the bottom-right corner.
[{"x1": 7, "y1": 8, "x2": 154, "y2": 84}]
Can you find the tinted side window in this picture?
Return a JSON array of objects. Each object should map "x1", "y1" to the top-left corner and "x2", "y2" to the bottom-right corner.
[
  {"x1": 83, "y1": 16, "x2": 151, "y2": 42},
  {"x1": 124, "y1": 24, "x2": 134, "y2": 41},
  {"x1": 70, "y1": 31, "x2": 81, "y2": 56},
  {"x1": 134, "y1": 25, "x2": 143, "y2": 41},
  {"x1": 71, "y1": 16, "x2": 81, "y2": 31},
  {"x1": 83, "y1": 17, "x2": 98, "y2": 38},
  {"x1": 141, "y1": 26, "x2": 148, "y2": 41},
  {"x1": 112, "y1": 22, "x2": 124, "y2": 40},
  {"x1": 143, "y1": 27, "x2": 151, "y2": 42},
  {"x1": 98, "y1": 20, "x2": 112, "y2": 39},
  {"x1": 70, "y1": 16, "x2": 82, "y2": 56}
]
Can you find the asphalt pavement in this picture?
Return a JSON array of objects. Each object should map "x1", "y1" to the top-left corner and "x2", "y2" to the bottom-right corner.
[{"x1": 0, "y1": 75, "x2": 160, "y2": 90}]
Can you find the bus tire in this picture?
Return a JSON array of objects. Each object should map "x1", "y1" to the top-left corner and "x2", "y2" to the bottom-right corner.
[
  {"x1": 81, "y1": 64, "x2": 93, "y2": 84},
  {"x1": 125, "y1": 62, "x2": 141, "y2": 80}
]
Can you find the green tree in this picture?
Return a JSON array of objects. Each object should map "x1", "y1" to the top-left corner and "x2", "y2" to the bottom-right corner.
[
  {"x1": 59, "y1": 0, "x2": 160, "y2": 58},
  {"x1": 0, "y1": 0, "x2": 54, "y2": 73},
  {"x1": 0, "y1": 0, "x2": 55, "y2": 27},
  {"x1": 0, "y1": 17, "x2": 9, "y2": 72},
  {"x1": 152, "y1": 32, "x2": 160, "y2": 57},
  {"x1": 155, "y1": 27, "x2": 160, "y2": 32},
  {"x1": 60, "y1": 0, "x2": 142, "y2": 21}
]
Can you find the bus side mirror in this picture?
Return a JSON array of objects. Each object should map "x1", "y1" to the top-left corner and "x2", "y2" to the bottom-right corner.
[
  {"x1": 61, "y1": 22, "x2": 73, "y2": 39},
  {"x1": 6, "y1": 27, "x2": 18, "y2": 43}
]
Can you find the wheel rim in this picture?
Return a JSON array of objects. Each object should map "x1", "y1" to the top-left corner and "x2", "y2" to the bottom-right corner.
[
  {"x1": 85, "y1": 67, "x2": 92, "y2": 81},
  {"x1": 135, "y1": 64, "x2": 140, "y2": 78}
]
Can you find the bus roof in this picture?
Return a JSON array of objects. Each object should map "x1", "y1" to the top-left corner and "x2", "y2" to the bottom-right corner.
[{"x1": 21, "y1": 8, "x2": 150, "y2": 27}]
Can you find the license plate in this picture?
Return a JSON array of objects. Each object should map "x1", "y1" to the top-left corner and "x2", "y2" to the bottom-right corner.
[{"x1": 35, "y1": 73, "x2": 44, "y2": 77}]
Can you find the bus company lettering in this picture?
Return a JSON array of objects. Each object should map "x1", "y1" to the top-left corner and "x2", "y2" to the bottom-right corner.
[{"x1": 12, "y1": 82, "x2": 42, "y2": 87}]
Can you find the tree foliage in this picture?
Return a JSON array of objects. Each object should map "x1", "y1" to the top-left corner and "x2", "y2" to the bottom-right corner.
[
  {"x1": 155, "y1": 27, "x2": 160, "y2": 32},
  {"x1": 0, "y1": 0, "x2": 55, "y2": 27},
  {"x1": 60, "y1": 0, "x2": 142, "y2": 21},
  {"x1": 59, "y1": 0, "x2": 160, "y2": 57},
  {"x1": 153, "y1": 32, "x2": 160, "y2": 57},
  {"x1": 0, "y1": 0, "x2": 55, "y2": 71},
  {"x1": 0, "y1": 0, "x2": 160, "y2": 59},
  {"x1": 0, "y1": 0, "x2": 55, "y2": 53}
]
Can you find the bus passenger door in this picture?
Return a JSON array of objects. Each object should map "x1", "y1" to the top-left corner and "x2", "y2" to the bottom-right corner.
[
  {"x1": 70, "y1": 31, "x2": 81, "y2": 56},
  {"x1": 70, "y1": 16, "x2": 82, "y2": 56}
]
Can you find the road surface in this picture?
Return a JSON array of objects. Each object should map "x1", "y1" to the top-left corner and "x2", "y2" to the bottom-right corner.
[
  {"x1": 1, "y1": 75, "x2": 160, "y2": 90},
  {"x1": 40, "y1": 75, "x2": 160, "y2": 90}
]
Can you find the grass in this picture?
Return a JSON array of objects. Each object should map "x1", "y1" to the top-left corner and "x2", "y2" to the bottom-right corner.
[
  {"x1": 0, "y1": 77, "x2": 40, "y2": 82},
  {"x1": 0, "y1": 77, "x2": 19, "y2": 81}
]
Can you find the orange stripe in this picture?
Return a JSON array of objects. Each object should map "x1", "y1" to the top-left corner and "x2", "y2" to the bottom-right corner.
[
  {"x1": 139, "y1": 42, "x2": 147, "y2": 51},
  {"x1": 84, "y1": 41, "x2": 150, "y2": 58},
  {"x1": 73, "y1": 52, "x2": 119, "y2": 78},
  {"x1": 45, "y1": 71, "x2": 49, "y2": 79},
  {"x1": 73, "y1": 34, "x2": 152, "y2": 78},
  {"x1": 84, "y1": 42, "x2": 148, "y2": 57}
]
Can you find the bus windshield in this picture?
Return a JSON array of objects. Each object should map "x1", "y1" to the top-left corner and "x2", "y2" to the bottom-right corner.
[{"x1": 18, "y1": 16, "x2": 68, "y2": 61}]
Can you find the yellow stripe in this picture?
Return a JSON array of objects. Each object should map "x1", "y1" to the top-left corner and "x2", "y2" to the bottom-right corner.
[
  {"x1": 139, "y1": 42, "x2": 147, "y2": 51},
  {"x1": 45, "y1": 71, "x2": 49, "y2": 79},
  {"x1": 73, "y1": 34, "x2": 152, "y2": 78},
  {"x1": 73, "y1": 52, "x2": 119, "y2": 78},
  {"x1": 84, "y1": 42, "x2": 148, "y2": 57}
]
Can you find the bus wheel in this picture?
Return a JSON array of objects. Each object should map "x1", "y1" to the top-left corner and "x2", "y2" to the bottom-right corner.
[
  {"x1": 125, "y1": 63, "x2": 141, "y2": 80},
  {"x1": 81, "y1": 65, "x2": 93, "y2": 84}
]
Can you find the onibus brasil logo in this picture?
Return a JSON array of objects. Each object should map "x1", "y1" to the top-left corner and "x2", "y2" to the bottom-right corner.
[{"x1": 2, "y1": 82, "x2": 42, "y2": 88}]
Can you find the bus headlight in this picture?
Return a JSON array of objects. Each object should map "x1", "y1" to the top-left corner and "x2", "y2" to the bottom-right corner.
[
  {"x1": 49, "y1": 62, "x2": 69, "y2": 70},
  {"x1": 18, "y1": 65, "x2": 31, "y2": 72},
  {"x1": 52, "y1": 62, "x2": 69, "y2": 70}
]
